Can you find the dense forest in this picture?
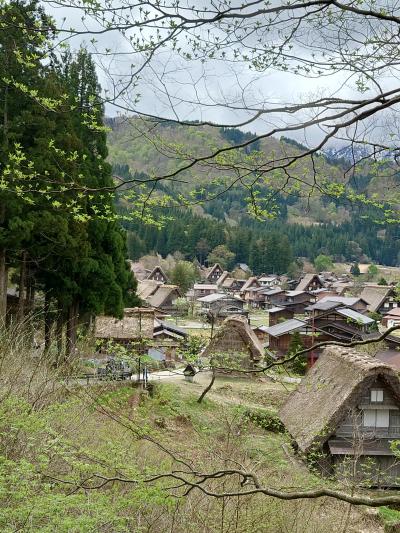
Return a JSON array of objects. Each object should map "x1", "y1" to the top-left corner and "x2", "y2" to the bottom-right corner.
[
  {"x1": 115, "y1": 164, "x2": 400, "y2": 271},
  {"x1": 0, "y1": 2, "x2": 137, "y2": 357}
]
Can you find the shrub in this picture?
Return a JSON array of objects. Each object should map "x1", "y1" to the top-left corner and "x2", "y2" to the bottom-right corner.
[{"x1": 243, "y1": 408, "x2": 285, "y2": 433}]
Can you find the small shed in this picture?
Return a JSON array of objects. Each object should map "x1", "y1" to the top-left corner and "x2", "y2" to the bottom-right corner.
[
  {"x1": 267, "y1": 306, "x2": 294, "y2": 326},
  {"x1": 183, "y1": 363, "x2": 198, "y2": 382}
]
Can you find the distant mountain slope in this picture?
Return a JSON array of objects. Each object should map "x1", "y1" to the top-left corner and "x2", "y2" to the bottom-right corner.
[
  {"x1": 107, "y1": 117, "x2": 349, "y2": 224},
  {"x1": 107, "y1": 118, "x2": 400, "y2": 268}
]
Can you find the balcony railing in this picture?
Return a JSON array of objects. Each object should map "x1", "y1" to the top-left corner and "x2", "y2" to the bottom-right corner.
[{"x1": 337, "y1": 425, "x2": 400, "y2": 439}]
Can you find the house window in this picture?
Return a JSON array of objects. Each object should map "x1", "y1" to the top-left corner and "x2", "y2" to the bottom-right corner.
[
  {"x1": 371, "y1": 389, "x2": 384, "y2": 403},
  {"x1": 384, "y1": 302, "x2": 390, "y2": 308},
  {"x1": 363, "y1": 409, "x2": 389, "y2": 427}
]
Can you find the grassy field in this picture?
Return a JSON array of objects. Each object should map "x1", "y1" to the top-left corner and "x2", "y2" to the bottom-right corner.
[
  {"x1": 0, "y1": 326, "x2": 388, "y2": 532},
  {"x1": 248, "y1": 310, "x2": 269, "y2": 328}
]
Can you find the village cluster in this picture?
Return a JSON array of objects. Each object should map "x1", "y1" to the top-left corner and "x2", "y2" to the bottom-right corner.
[
  {"x1": 97, "y1": 260, "x2": 400, "y2": 368},
  {"x1": 93, "y1": 261, "x2": 400, "y2": 486}
]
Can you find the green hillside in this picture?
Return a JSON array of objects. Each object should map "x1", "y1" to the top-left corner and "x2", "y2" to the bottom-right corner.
[
  {"x1": 107, "y1": 117, "x2": 400, "y2": 268},
  {"x1": 107, "y1": 117, "x2": 347, "y2": 222}
]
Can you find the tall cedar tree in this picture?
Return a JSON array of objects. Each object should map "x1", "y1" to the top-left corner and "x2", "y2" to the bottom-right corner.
[
  {"x1": 0, "y1": 0, "x2": 51, "y2": 321},
  {"x1": 0, "y1": 4, "x2": 138, "y2": 357},
  {"x1": 59, "y1": 48, "x2": 138, "y2": 354}
]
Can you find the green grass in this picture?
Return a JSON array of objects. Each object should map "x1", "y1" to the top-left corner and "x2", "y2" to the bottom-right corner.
[
  {"x1": 248, "y1": 310, "x2": 269, "y2": 327},
  {"x1": 379, "y1": 506, "x2": 400, "y2": 528}
]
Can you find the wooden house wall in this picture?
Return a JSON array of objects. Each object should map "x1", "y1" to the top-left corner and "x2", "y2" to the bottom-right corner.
[
  {"x1": 378, "y1": 293, "x2": 399, "y2": 314},
  {"x1": 313, "y1": 312, "x2": 369, "y2": 332},
  {"x1": 254, "y1": 330, "x2": 268, "y2": 342},
  {"x1": 149, "y1": 269, "x2": 167, "y2": 283},
  {"x1": 268, "y1": 335, "x2": 290, "y2": 353},
  {"x1": 208, "y1": 267, "x2": 223, "y2": 282},
  {"x1": 268, "y1": 309, "x2": 294, "y2": 326},
  {"x1": 269, "y1": 332, "x2": 314, "y2": 354},
  {"x1": 283, "y1": 302, "x2": 310, "y2": 314},
  {"x1": 322, "y1": 378, "x2": 400, "y2": 486},
  {"x1": 266, "y1": 293, "x2": 287, "y2": 307},
  {"x1": 194, "y1": 287, "x2": 218, "y2": 297},
  {"x1": 305, "y1": 278, "x2": 324, "y2": 291},
  {"x1": 335, "y1": 379, "x2": 400, "y2": 439}
]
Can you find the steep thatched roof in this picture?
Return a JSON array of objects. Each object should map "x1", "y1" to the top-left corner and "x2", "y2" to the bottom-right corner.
[
  {"x1": 147, "y1": 265, "x2": 169, "y2": 282},
  {"x1": 279, "y1": 346, "x2": 400, "y2": 453},
  {"x1": 202, "y1": 316, "x2": 264, "y2": 362},
  {"x1": 129, "y1": 261, "x2": 149, "y2": 281},
  {"x1": 137, "y1": 279, "x2": 161, "y2": 299},
  {"x1": 241, "y1": 276, "x2": 259, "y2": 293},
  {"x1": 148, "y1": 284, "x2": 181, "y2": 308},
  {"x1": 359, "y1": 285, "x2": 393, "y2": 312},
  {"x1": 221, "y1": 277, "x2": 236, "y2": 289},
  {"x1": 95, "y1": 308, "x2": 155, "y2": 340},
  {"x1": 205, "y1": 263, "x2": 223, "y2": 280},
  {"x1": 216, "y1": 270, "x2": 230, "y2": 286},
  {"x1": 296, "y1": 273, "x2": 323, "y2": 292}
]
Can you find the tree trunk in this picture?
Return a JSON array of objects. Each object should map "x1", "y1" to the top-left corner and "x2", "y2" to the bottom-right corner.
[
  {"x1": 26, "y1": 267, "x2": 35, "y2": 311},
  {"x1": 56, "y1": 304, "x2": 64, "y2": 366},
  {"x1": 3, "y1": 79, "x2": 8, "y2": 151},
  {"x1": 0, "y1": 63, "x2": 8, "y2": 326},
  {"x1": 197, "y1": 369, "x2": 216, "y2": 404},
  {"x1": 44, "y1": 292, "x2": 52, "y2": 353},
  {"x1": 66, "y1": 300, "x2": 79, "y2": 360},
  {"x1": 0, "y1": 248, "x2": 7, "y2": 325},
  {"x1": 17, "y1": 251, "x2": 27, "y2": 320}
]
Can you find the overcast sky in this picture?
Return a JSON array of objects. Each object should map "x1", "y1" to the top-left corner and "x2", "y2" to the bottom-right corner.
[{"x1": 46, "y1": 1, "x2": 393, "y2": 148}]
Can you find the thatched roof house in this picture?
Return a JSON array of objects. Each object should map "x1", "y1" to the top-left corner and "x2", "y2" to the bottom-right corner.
[
  {"x1": 147, "y1": 266, "x2": 169, "y2": 283},
  {"x1": 296, "y1": 273, "x2": 324, "y2": 292},
  {"x1": 359, "y1": 285, "x2": 397, "y2": 314},
  {"x1": 280, "y1": 346, "x2": 400, "y2": 485},
  {"x1": 205, "y1": 263, "x2": 225, "y2": 283},
  {"x1": 129, "y1": 261, "x2": 150, "y2": 281},
  {"x1": 137, "y1": 279, "x2": 161, "y2": 300},
  {"x1": 202, "y1": 316, "x2": 264, "y2": 368},
  {"x1": 95, "y1": 308, "x2": 155, "y2": 343},
  {"x1": 148, "y1": 284, "x2": 181, "y2": 311}
]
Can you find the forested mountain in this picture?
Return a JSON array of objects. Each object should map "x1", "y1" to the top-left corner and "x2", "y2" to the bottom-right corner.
[{"x1": 108, "y1": 119, "x2": 400, "y2": 269}]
